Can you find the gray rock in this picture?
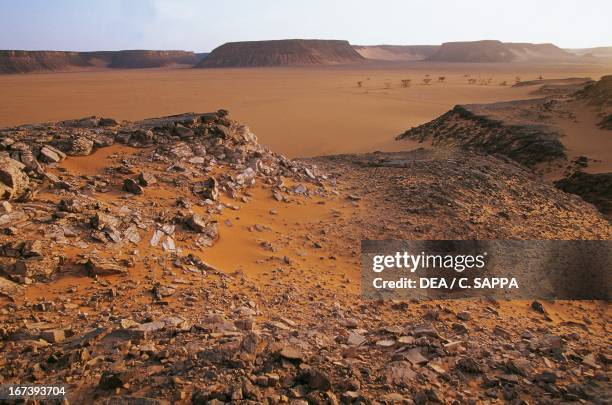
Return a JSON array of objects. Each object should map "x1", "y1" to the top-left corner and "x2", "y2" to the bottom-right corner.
[{"x1": 124, "y1": 178, "x2": 144, "y2": 195}]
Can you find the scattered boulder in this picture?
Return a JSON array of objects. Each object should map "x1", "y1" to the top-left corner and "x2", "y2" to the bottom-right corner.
[
  {"x1": 193, "y1": 177, "x2": 219, "y2": 201},
  {"x1": 138, "y1": 172, "x2": 157, "y2": 187},
  {"x1": 55, "y1": 136, "x2": 94, "y2": 156},
  {"x1": 124, "y1": 178, "x2": 144, "y2": 195},
  {"x1": 38, "y1": 145, "x2": 67, "y2": 163},
  {"x1": 0, "y1": 157, "x2": 30, "y2": 200},
  {"x1": 84, "y1": 258, "x2": 128, "y2": 276}
]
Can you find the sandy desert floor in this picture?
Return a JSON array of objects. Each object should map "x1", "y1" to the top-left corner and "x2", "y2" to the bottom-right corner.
[{"x1": 1, "y1": 62, "x2": 611, "y2": 157}]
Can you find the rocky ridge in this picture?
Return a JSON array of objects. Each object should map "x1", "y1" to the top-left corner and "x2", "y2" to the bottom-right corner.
[{"x1": 397, "y1": 76, "x2": 612, "y2": 218}]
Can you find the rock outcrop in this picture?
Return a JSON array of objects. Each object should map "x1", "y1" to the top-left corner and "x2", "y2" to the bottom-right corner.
[
  {"x1": 0, "y1": 157, "x2": 31, "y2": 200},
  {"x1": 555, "y1": 172, "x2": 612, "y2": 218},
  {"x1": 396, "y1": 101, "x2": 566, "y2": 167}
]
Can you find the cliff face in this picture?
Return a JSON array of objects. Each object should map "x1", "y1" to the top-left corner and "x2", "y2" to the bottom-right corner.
[
  {"x1": 426, "y1": 40, "x2": 573, "y2": 63},
  {"x1": 0, "y1": 51, "x2": 91, "y2": 73},
  {"x1": 0, "y1": 50, "x2": 204, "y2": 73},
  {"x1": 197, "y1": 39, "x2": 365, "y2": 68}
]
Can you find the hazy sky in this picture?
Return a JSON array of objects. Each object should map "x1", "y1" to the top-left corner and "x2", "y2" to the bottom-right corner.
[{"x1": 1, "y1": 0, "x2": 611, "y2": 52}]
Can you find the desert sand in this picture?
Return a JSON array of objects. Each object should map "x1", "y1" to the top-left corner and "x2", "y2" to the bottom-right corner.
[{"x1": 1, "y1": 62, "x2": 611, "y2": 157}]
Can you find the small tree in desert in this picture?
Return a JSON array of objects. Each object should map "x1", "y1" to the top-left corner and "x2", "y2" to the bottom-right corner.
[
  {"x1": 499, "y1": 80, "x2": 508, "y2": 86},
  {"x1": 468, "y1": 78, "x2": 477, "y2": 85},
  {"x1": 422, "y1": 78, "x2": 432, "y2": 85},
  {"x1": 438, "y1": 76, "x2": 446, "y2": 83},
  {"x1": 357, "y1": 81, "x2": 363, "y2": 88},
  {"x1": 400, "y1": 79, "x2": 411, "y2": 88}
]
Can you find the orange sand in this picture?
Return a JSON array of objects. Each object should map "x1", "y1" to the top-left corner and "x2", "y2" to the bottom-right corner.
[{"x1": 1, "y1": 62, "x2": 610, "y2": 157}]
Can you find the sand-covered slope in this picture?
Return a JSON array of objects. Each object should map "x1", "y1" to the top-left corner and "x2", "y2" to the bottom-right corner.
[
  {"x1": 197, "y1": 39, "x2": 365, "y2": 67},
  {"x1": 566, "y1": 46, "x2": 612, "y2": 59},
  {"x1": 426, "y1": 40, "x2": 574, "y2": 63},
  {"x1": 353, "y1": 45, "x2": 439, "y2": 61},
  {"x1": 0, "y1": 50, "x2": 204, "y2": 73}
]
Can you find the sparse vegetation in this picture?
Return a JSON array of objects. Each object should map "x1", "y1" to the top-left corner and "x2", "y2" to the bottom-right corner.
[
  {"x1": 515, "y1": 76, "x2": 522, "y2": 84},
  {"x1": 400, "y1": 79, "x2": 411, "y2": 88},
  {"x1": 357, "y1": 81, "x2": 363, "y2": 88},
  {"x1": 500, "y1": 81, "x2": 508, "y2": 86},
  {"x1": 468, "y1": 78, "x2": 477, "y2": 85},
  {"x1": 423, "y1": 78, "x2": 432, "y2": 85},
  {"x1": 438, "y1": 76, "x2": 446, "y2": 83}
]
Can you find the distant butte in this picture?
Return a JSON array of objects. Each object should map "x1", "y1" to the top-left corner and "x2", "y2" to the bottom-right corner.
[{"x1": 197, "y1": 39, "x2": 365, "y2": 68}]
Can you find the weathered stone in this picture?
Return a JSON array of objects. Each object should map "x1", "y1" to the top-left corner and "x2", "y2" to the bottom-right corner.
[
  {"x1": 91, "y1": 212, "x2": 120, "y2": 230},
  {"x1": 457, "y1": 310, "x2": 471, "y2": 321},
  {"x1": 61, "y1": 137, "x2": 94, "y2": 156},
  {"x1": 298, "y1": 368, "x2": 331, "y2": 391},
  {"x1": 456, "y1": 357, "x2": 481, "y2": 373},
  {"x1": 84, "y1": 258, "x2": 128, "y2": 276},
  {"x1": 98, "y1": 370, "x2": 135, "y2": 390},
  {"x1": 41, "y1": 329, "x2": 65, "y2": 343},
  {"x1": 0, "y1": 201, "x2": 11, "y2": 213},
  {"x1": 384, "y1": 361, "x2": 416, "y2": 388},
  {"x1": 137, "y1": 172, "x2": 157, "y2": 187},
  {"x1": 0, "y1": 276, "x2": 24, "y2": 298},
  {"x1": 39, "y1": 145, "x2": 67, "y2": 163},
  {"x1": 174, "y1": 124, "x2": 195, "y2": 139},
  {"x1": 99, "y1": 117, "x2": 118, "y2": 126},
  {"x1": 347, "y1": 332, "x2": 366, "y2": 346},
  {"x1": 279, "y1": 345, "x2": 303, "y2": 361},
  {"x1": 240, "y1": 332, "x2": 259, "y2": 354},
  {"x1": 405, "y1": 348, "x2": 428, "y2": 365},
  {"x1": 193, "y1": 177, "x2": 219, "y2": 201},
  {"x1": 124, "y1": 178, "x2": 144, "y2": 195},
  {"x1": 0, "y1": 157, "x2": 30, "y2": 200}
]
